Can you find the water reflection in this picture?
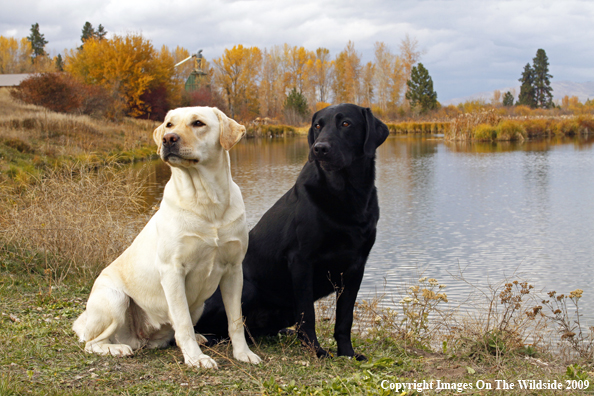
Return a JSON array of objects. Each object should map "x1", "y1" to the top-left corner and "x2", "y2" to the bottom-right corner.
[{"x1": 139, "y1": 135, "x2": 594, "y2": 322}]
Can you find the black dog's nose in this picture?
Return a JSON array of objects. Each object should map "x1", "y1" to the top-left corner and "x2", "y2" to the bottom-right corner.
[
  {"x1": 313, "y1": 142, "x2": 330, "y2": 156},
  {"x1": 162, "y1": 133, "x2": 180, "y2": 147}
]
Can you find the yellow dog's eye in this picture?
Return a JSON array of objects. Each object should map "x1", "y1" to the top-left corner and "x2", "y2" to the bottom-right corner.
[
  {"x1": 193, "y1": 120, "x2": 204, "y2": 127},
  {"x1": 166, "y1": 122, "x2": 173, "y2": 128}
]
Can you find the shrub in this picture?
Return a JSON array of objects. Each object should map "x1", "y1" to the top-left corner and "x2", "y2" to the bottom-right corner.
[
  {"x1": 495, "y1": 120, "x2": 526, "y2": 141},
  {"x1": 11, "y1": 72, "x2": 116, "y2": 117},
  {"x1": 473, "y1": 124, "x2": 497, "y2": 141},
  {"x1": 245, "y1": 124, "x2": 296, "y2": 137},
  {"x1": 554, "y1": 118, "x2": 580, "y2": 135}
]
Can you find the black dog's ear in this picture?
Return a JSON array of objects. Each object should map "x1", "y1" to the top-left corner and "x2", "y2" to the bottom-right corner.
[
  {"x1": 363, "y1": 107, "x2": 389, "y2": 157},
  {"x1": 307, "y1": 110, "x2": 320, "y2": 162}
]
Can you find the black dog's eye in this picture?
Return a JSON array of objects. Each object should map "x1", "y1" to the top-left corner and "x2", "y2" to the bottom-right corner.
[
  {"x1": 193, "y1": 120, "x2": 205, "y2": 127},
  {"x1": 166, "y1": 122, "x2": 173, "y2": 128},
  {"x1": 315, "y1": 123, "x2": 321, "y2": 130},
  {"x1": 342, "y1": 121, "x2": 351, "y2": 127}
]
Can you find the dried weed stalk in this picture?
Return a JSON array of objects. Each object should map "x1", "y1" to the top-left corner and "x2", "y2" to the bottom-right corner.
[
  {"x1": 536, "y1": 289, "x2": 594, "y2": 360},
  {"x1": 0, "y1": 162, "x2": 150, "y2": 282}
]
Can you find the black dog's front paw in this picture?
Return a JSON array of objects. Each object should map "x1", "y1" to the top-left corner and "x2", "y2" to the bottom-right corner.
[
  {"x1": 353, "y1": 353, "x2": 367, "y2": 361},
  {"x1": 337, "y1": 348, "x2": 367, "y2": 361},
  {"x1": 316, "y1": 347, "x2": 333, "y2": 359}
]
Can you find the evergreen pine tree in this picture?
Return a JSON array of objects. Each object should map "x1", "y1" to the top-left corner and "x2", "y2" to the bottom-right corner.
[
  {"x1": 517, "y1": 63, "x2": 535, "y2": 107},
  {"x1": 55, "y1": 54, "x2": 64, "y2": 71},
  {"x1": 502, "y1": 91, "x2": 514, "y2": 107},
  {"x1": 27, "y1": 23, "x2": 48, "y2": 59},
  {"x1": 81, "y1": 22, "x2": 95, "y2": 43},
  {"x1": 96, "y1": 24, "x2": 107, "y2": 40},
  {"x1": 284, "y1": 87, "x2": 308, "y2": 117},
  {"x1": 405, "y1": 63, "x2": 437, "y2": 112},
  {"x1": 532, "y1": 48, "x2": 553, "y2": 108}
]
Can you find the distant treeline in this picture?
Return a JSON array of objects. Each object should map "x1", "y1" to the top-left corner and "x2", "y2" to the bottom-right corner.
[{"x1": 3, "y1": 24, "x2": 594, "y2": 125}]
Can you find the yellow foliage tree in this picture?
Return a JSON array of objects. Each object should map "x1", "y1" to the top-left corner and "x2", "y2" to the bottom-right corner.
[
  {"x1": 0, "y1": 36, "x2": 34, "y2": 73},
  {"x1": 282, "y1": 45, "x2": 314, "y2": 94},
  {"x1": 360, "y1": 61, "x2": 375, "y2": 107},
  {"x1": 259, "y1": 46, "x2": 285, "y2": 118},
  {"x1": 400, "y1": 34, "x2": 422, "y2": 105},
  {"x1": 213, "y1": 44, "x2": 262, "y2": 120},
  {"x1": 332, "y1": 41, "x2": 361, "y2": 104},
  {"x1": 66, "y1": 33, "x2": 173, "y2": 117},
  {"x1": 308, "y1": 47, "x2": 333, "y2": 108}
]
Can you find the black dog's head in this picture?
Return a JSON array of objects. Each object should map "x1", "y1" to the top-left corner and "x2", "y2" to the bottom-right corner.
[{"x1": 307, "y1": 104, "x2": 389, "y2": 171}]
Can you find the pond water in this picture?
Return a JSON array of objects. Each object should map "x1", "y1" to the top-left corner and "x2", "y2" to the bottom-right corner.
[{"x1": 140, "y1": 135, "x2": 594, "y2": 322}]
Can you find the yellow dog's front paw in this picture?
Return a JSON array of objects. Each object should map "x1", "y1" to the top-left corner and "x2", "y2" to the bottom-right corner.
[
  {"x1": 85, "y1": 342, "x2": 134, "y2": 357},
  {"x1": 234, "y1": 349, "x2": 262, "y2": 364},
  {"x1": 186, "y1": 354, "x2": 218, "y2": 369}
]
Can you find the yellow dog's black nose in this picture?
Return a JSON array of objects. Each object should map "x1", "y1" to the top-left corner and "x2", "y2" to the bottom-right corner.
[{"x1": 162, "y1": 133, "x2": 180, "y2": 147}]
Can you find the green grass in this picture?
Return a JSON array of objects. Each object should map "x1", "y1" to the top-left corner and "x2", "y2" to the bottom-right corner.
[{"x1": 1, "y1": 263, "x2": 588, "y2": 395}]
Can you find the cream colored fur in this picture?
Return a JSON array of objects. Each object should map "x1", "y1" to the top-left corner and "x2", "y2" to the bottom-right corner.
[{"x1": 73, "y1": 107, "x2": 260, "y2": 369}]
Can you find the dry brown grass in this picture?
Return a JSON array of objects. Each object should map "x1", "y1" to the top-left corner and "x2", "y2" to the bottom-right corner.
[
  {"x1": 0, "y1": 89, "x2": 158, "y2": 185},
  {"x1": 0, "y1": 161, "x2": 150, "y2": 282},
  {"x1": 386, "y1": 121, "x2": 449, "y2": 134},
  {"x1": 446, "y1": 109, "x2": 594, "y2": 141},
  {"x1": 445, "y1": 109, "x2": 502, "y2": 141},
  {"x1": 0, "y1": 89, "x2": 157, "y2": 151}
]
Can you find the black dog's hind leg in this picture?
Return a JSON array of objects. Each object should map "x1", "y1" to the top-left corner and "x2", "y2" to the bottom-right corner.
[{"x1": 334, "y1": 264, "x2": 367, "y2": 361}]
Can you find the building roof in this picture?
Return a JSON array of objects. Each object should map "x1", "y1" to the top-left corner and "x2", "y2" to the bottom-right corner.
[{"x1": 0, "y1": 74, "x2": 34, "y2": 87}]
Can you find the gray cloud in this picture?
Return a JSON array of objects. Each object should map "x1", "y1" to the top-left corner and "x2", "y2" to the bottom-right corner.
[{"x1": 2, "y1": 0, "x2": 593, "y2": 101}]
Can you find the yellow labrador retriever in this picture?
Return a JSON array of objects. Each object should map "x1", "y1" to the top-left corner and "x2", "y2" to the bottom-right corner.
[{"x1": 73, "y1": 107, "x2": 261, "y2": 369}]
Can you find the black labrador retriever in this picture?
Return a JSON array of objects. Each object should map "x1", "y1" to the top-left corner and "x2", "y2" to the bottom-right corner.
[{"x1": 196, "y1": 103, "x2": 389, "y2": 360}]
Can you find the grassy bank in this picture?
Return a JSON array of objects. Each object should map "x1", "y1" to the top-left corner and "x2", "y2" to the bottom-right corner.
[
  {"x1": 1, "y1": 92, "x2": 593, "y2": 395},
  {"x1": 245, "y1": 124, "x2": 303, "y2": 138},
  {"x1": 386, "y1": 121, "x2": 449, "y2": 134},
  {"x1": 1, "y1": 164, "x2": 593, "y2": 395},
  {"x1": 445, "y1": 110, "x2": 594, "y2": 141},
  {"x1": 0, "y1": 90, "x2": 158, "y2": 186}
]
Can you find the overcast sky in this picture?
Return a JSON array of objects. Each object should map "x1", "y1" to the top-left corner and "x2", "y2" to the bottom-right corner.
[{"x1": 2, "y1": 0, "x2": 593, "y2": 101}]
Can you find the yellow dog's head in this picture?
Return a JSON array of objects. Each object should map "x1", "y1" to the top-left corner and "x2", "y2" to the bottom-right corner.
[{"x1": 153, "y1": 107, "x2": 245, "y2": 167}]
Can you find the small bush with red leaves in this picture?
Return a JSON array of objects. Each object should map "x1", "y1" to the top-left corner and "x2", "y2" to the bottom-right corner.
[{"x1": 11, "y1": 73, "x2": 117, "y2": 117}]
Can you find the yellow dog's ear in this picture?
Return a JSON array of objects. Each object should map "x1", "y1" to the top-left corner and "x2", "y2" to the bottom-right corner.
[
  {"x1": 213, "y1": 108, "x2": 245, "y2": 150},
  {"x1": 153, "y1": 123, "x2": 166, "y2": 155}
]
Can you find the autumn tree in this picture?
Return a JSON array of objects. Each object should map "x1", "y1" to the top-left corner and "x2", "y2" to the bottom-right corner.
[
  {"x1": 532, "y1": 48, "x2": 553, "y2": 108},
  {"x1": 213, "y1": 44, "x2": 262, "y2": 119},
  {"x1": 400, "y1": 34, "x2": 422, "y2": 103},
  {"x1": 360, "y1": 61, "x2": 375, "y2": 107},
  {"x1": 405, "y1": 63, "x2": 437, "y2": 113},
  {"x1": 332, "y1": 41, "x2": 361, "y2": 104},
  {"x1": 491, "y1": 89, "x2": 502, "y2": 106},
  {"x1": 517, "y1": 63, "x2": 535, "y2": 107},
  {"x1": 0, "y1": 36, "x2": 33, "y2": 73},
  {"x1": 27, "y1": 23, "x2": 47, "y2": 59},
  {"x1": 309, "y1": 47, "x2": 333, "y2": 105},
  {"x1": 373, "y1": 41, "x2": 404, "y2": 114},
  {"x1": 66, "y1": 33, "x2": 174, "y2": 118},
  {"x1": 259, "y1": 46, "x2": 285, "y2": 118},
  {"x1": 282, "y1": 45, "x2": 313, "y2": 94}
]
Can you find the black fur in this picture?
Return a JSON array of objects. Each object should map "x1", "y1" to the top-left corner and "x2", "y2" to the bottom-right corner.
[{"x1": 195, "y1": 104, "x2": 389, "y2": 360}]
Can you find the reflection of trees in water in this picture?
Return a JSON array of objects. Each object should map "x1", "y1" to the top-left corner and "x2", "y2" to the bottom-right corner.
[{"x1": 522, "y1": 150, "x2": 550, "y2": 215}]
